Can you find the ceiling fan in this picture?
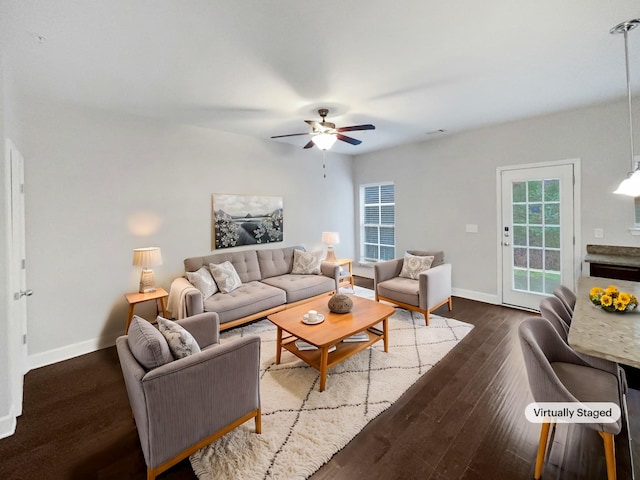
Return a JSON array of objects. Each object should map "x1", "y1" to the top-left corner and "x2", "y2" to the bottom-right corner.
[{"x1": 271, "y1": 108, "x2": 375, "y2": 150}]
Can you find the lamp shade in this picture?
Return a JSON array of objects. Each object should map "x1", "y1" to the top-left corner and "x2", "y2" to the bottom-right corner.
[
  {"x1": 614, "y1": 170, "x2": 640, "y2": 196},
  {"x1": 321, "y1": 232, "x2": 340, "y2": 245},
  {"x1": 312, "y1": 133, "x2": 337, "y2": 150},
  {"x1": 132, "y1": 247, "x2": 163, "y2": 268}
]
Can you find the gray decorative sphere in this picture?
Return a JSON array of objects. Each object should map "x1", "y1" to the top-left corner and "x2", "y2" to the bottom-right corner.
[{"x1": 328, "y1": 293, "x2": 353, "y2": 313}]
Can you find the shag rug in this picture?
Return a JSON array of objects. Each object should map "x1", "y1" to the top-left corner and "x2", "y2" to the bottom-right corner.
[{"x1": 190, "y1": 288, "x2": 473, "y2": 480}]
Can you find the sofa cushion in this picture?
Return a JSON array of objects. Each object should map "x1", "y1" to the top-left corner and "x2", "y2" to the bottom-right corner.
[
  {"x1": 203, "y1": 281, "x2": 286, "y2": 324},
  {"x1": 185, "y1": 250, "x2": 261, "y2": 283},
  {"x1": 257, "y1": 245, "x2": 303, "y2": 278},
  {"x1": 291, "y1": 249, "x2": 323, "y2": 275},
  {"x1": 399, "y1": 253, "x2": 435, "y2": 280},
  {"x1": 157, "y1": 317, "x2": 201, "y2": 359},
  {"x1": 126, "y1": 316, "x2": 174, "y2": 369},
  {"x1": 210, "y1": 261, "x2": 243, "y2": 293},
  {"x1": 261, "y1": 274, "x2": 335, "y2": 303},
  {"x1": 377, "y1": 277, "x2": 419, "y2": 308},
  {"x1": 186, "y1": 266, "x2": 218, "y2": 299},
  {"x1": 406, "y1": 249, "x2": 445, "y2": 268}
]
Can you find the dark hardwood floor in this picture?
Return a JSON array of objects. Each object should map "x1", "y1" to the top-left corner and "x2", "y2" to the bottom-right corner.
[{"x1": 0, "y1": 294, "x2": 636, "y2": 480}]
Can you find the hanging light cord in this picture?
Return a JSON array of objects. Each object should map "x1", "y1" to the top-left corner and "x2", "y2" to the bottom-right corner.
[{"x1": 623, "y1": 25, "x2": 636, "y2": 172}]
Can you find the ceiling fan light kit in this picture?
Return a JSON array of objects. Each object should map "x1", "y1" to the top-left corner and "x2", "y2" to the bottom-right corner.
[
  {"x1": 271, "y1": 108, "x2": 375, "y2": 150},
  {"x1": 612, "y1": 18, "x2": 640, "y2": 196},
  {"x1": 312, "y1": 133, "x2": 337, "y2": 150}
]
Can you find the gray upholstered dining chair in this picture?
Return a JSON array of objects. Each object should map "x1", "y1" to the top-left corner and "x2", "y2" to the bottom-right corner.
[
  {"x1": 542, "y1": 294, "x2": 573, "y2": 326},
  {"x1": 538, "y1": 296, "x2": 627, "y2": 396},
  {"x1": 553, "y1": 284, "x2": 576, "y2": 316},
  {"x1": 116, "y1": 312, "x2": 261, "y2": 480},
  {"x1": 538, "y1": 296, "x2": 570, "y2": 339},
  {"x1": 519, "y1": 317, "x2": 622, "y2": 480},
  {"x1": 374, "y1": 250, "x2": 452, "y2": 326}
]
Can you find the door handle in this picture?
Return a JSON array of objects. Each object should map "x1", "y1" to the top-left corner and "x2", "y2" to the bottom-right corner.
[
  {"x1": 14, "y1": 289, "x2": 33, "y2": 300},
  {"x1": 503, "y1": 241, "x2": 510, "y2": 246}
]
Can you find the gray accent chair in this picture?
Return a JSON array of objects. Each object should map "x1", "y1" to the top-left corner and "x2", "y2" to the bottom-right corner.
[
  {"x1": 518, "y1": 317, "x2": 622, "y2": 480},
  {"x1": 373, "y1": 250, "x2": 452, "y2": 326},
  {"x1": 116, "y1": 312, "x2": 261, "y2": 480}
]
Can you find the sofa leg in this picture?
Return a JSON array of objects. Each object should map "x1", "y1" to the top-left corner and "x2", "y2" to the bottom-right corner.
[
  {"x1": 424, "y1": 310, "x2": 429, "y2": 326},
  {"x1": 448, "y1": 297, "x2": 453, "y2": 311}
]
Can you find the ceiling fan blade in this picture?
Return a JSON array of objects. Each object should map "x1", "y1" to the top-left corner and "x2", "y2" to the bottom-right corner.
[
  {"x1": 270, "y1": 132, "x2": 311, "y2": 139},
  {"x1": 303, "y1": 140, "x2": 315, "y2": 149},
  {"x1": 305, "y1": 120, "x2": 321, "y2": 130},
  {"x1": 337, "y1": 134, "x2": 362, "y2": 145},
  {"x1": 336, "y1": 124, "x2": 376, "y2": 132}
]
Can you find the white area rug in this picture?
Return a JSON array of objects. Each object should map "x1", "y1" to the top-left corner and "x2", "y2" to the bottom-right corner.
[{"x1": 190, "y1": 289, "x2": 472, "y2": 480}]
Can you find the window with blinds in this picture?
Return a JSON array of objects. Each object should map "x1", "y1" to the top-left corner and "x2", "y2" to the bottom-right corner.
[{"x1": 361, "y1": 183, "x2": 395, "y2": 262}]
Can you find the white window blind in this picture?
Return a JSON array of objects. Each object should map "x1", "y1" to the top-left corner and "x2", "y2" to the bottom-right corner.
[{"x1": 361, "y1": 183, "x2": 395, "y2": 262}]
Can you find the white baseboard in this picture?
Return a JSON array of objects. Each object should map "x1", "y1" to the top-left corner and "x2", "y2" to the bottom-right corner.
[
  {"x1": 452, "y1": 288, "x2": 499, "y2": 305},
  {"x1": 26, "y1": 289, "x2": 499, "y2": 370},
  {"x1": 0, "y1": 410, "x2": 16, "y2": 440},
  {"x1": 28, "y1": 330, "x2": 121, "y2": 370}
]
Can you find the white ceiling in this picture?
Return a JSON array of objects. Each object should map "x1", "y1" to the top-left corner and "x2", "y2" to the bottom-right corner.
[{"x1": 2, "y1": 1, "x2": 640, "y2": 154}]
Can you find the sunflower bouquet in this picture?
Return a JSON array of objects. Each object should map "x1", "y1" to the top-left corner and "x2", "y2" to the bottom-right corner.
[{"x1": 589, "y1": 285, "x2": 638, "y2": 313}]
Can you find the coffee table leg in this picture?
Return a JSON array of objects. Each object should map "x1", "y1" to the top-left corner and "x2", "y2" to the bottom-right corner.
[
  {"x1": 383, "y1": 316, "x2": 389, "y2": 352},
  {"x1": 319, "y1": 347, "x2": 329, "y2": 391},
  {"x1": 276, "y1": 327, "x2": 283, "y2": 364}
]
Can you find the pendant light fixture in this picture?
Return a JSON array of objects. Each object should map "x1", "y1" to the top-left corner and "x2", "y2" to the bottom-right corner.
[{"x1": 612, "y1": 18, "x2": 640, "y2": 196}]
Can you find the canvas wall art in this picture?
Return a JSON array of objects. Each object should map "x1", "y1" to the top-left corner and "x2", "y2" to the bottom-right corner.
[{"x1": 212, "y1": 194, "x2": 284, "y2": 249}]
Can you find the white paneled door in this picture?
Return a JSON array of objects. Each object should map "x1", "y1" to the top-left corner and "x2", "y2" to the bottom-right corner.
[
  {"x1": 500, "y1": 163, "x2": 575, "y2": 311},
  {"x1": 7, "y1": 139, "x2": 29, "y2": 418}
]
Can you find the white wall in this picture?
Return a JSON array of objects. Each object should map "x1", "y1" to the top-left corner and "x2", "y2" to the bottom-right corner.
[
  {"x1": 5, "y1": 95, "x2": 355, "y2": 367},
  {"x1": 354, "y1": 99, "x2": 640, "y2": 301}
]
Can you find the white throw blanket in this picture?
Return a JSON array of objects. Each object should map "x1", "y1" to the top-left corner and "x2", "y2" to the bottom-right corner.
[{"x1": 167, "y1": 277, "x2": 199, "y2": 319}]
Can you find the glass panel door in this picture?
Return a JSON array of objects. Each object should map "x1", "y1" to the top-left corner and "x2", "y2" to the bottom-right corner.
[{"x1": 501, "y1": 164, "x2": 574, "y2": 310}]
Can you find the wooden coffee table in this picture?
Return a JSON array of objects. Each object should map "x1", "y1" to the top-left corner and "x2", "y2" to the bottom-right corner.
[{"x1": 268, "y1": 295, "x2": 395, "y2": 391}]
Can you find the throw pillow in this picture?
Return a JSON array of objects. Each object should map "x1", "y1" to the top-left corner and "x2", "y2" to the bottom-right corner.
[
  {"x1": 157, "y1": 316, "x2": 201, "y2": 359},
  {"x1": 399, "y1": 252, "x2": 435, "y2": 280},
  {"x1": 291, "y1": 249, "x2": 323, "y2": 275},
  {"x1": 126, "y1": 315, "x2": 174, "y2": 369},
  {"x1": 209, "y1": 261, "x2": 243, "y2": 293},
  {"x1": 186, "y1": 266, "x2": 219, "y2": 299}
]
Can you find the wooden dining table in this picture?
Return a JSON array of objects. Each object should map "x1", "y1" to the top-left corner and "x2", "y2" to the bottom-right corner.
[{"x1": 568, "y1": 276, "x2": 640, "y2": 369}]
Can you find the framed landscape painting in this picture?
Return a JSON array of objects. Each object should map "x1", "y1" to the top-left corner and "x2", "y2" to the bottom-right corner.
[{"x1": 212, "y1": 194, "x2": 284, "y2": 249}]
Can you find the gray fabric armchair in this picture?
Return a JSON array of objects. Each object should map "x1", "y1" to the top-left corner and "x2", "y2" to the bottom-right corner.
[
  {"x1": 519, "y1": 317, "x2": 622, "y2": 480},
  {"x1": 374, "y1": 250, "x2": 452, "y2": 326},
  {"x1": 116, "y1": 312, "x2": 261, "y2": 480}
]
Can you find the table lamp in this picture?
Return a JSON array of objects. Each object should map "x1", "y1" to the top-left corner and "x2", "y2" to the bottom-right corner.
[
  {"x1": 133, "y1": 247, "x2": 162, "y2": 293},
  {"x1": 322, "y1": 232, "x2": 340, "y2": 262}
]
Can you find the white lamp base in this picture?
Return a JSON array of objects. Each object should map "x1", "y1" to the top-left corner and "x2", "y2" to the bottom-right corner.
[{"x1": 139, "y1": 269, "x2": 157, "y2": 293}]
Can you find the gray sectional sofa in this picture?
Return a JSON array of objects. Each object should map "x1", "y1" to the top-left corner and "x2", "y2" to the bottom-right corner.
[{"x1": 180, "y1": 245, "x2": 339, "y2": 330}]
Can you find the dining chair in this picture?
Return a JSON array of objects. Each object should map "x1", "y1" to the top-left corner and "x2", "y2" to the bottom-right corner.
[
  {"x1": 519, "y1": 317, "x2": 622, "y2": 480},
  {"x1": 553, "y1": 284, "x2": 576, "y2": 316},
  {"x1": 542, "y1": 294, "x2": 573, "y2": 326},
  {"x1": 538, "y1": 296, "x2": 627, "y2": 396},
  {"x1": 538, "y1": 296, "x2": 570, "y2": 339}
]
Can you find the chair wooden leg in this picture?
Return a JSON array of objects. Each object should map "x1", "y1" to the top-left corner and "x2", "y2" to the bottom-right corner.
[
  {"x1": 448, "y1": 296, "x2": 453, "y2": 311},
  {"x1": 599, "y1": 431, "x2": 617, "y2": 480},
  {"x1": 534, "y1": 422, "x2": 551, "y2": 479},
  {"x1": 424, "y1": 310, "x2": 429, "y2": 326},
  {"x1": 255, "y1": 408, "x2": 262, "y2": 434},
  {"x1": 147, "y1": 467, "x2": 156, "y2": 480}
]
